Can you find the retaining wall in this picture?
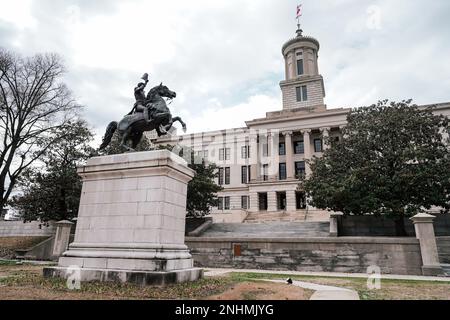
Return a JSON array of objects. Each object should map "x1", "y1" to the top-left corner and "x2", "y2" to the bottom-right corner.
[
  {"x1": 337, "y1": 214, "x2": 450, "y2": 237},
  {"x1": 186, "y1": 236, "x2": 423, "y2": 275},
  {"x1": 0, "y1": 221, "x2": 56, "y2": 237}
]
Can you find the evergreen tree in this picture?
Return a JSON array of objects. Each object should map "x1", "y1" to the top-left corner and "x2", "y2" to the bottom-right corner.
[{"x1": 303, "y1": 100, "x2": 450, "y2": 235}]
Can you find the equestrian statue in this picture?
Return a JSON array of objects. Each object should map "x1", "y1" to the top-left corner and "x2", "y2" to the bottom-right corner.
[{"x1": 99, "y1": 73, "x2": 186, "y2": 152}]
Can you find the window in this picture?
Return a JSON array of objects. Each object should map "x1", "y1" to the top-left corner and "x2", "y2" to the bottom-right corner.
[
  {"x1": 296, "y1": 58, "x2": 304, "y2": 76},
  {"x1": 218, "y1": 197, "x2": 223, "y2": 210},
  {"x1": 241, "y1": 196, "x2": 249, "y2": 210},
  {"x1": 295, "y1": 161, "x2": 306, "y2": 178},
  {"x1": 279, "y1": 163, "x2": 287, "y2": 180},
  {"x1": 218, "y1": 168, "x2": 224, "y2": 185},
  {"x1": 277, "y1": 192, "x2": 286, "y2": 210},
  {"x1": 296, "y1": 85, "x2": 308, "y2": 102},
  {"x1": 258, "y1": 193, "x2": 268, "y2": 211},
  {"x1": 219, "y1": 148, "x2": 230, "y2": 161},
  {"x1": 279, "y1": 142, "x2": 286, "y2": 156},
  {"x1": 241, "y1": 145, "x2": 250, "y2": 159},
  {"x1": 314, "y1": 139, "x2": 323, "y2": 153},
  {"x1": 197, "y1": 150, "x2": 208, "y2": 159},
  {"x1": 218, "y1": 167, "x2": 230, "y2": 185},
  {"x1": 224, "y1": 196, "x2": 230, "y2": 210},
  {"x1": 294, "y1": 141, "x2": 304, "y2": 154},
  {"x1": 262, "y1": 164, "x2": 269, "y2": 181},
  {"x1": 225, "y1": 167, "x2": 230, "y2": 185},
  {"x1": 241, "y1": 166, "x2": 248, "y2": 184}
]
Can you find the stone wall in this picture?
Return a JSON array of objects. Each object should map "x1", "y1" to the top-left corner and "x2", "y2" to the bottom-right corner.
[
  {"x1": 437, "y1": 236, "x2": 450, "y2": 264},
  {"x1": 0, "y1": 221, "x2": 56, "y2": 237},
  {"x1": 337, "y1": 214, "x2": 450, "y2": 237},
  {"x1": 186, "y1": 236, "x2": 423, "y2": 275}
]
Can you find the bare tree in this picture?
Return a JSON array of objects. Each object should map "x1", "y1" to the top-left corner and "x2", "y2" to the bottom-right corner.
[{"x1": 0, "y1": 49, "x2": 81, "y2": 210}]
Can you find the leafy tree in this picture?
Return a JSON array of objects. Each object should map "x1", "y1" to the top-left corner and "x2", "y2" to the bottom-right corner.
[
  {"x1": 9, "y1": 120, "x2": 94, "y2": 222},
  {"x1": 157, "y1": 144, "x2": 223, "y2": 217},
  {"x1": 0, "y1": 49, "x2": 80, "y2": 211},
  {"x1": 303, "y1": 100, "x2": 450, "y2": 235}
]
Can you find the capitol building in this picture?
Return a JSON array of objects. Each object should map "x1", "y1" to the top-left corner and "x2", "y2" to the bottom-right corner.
[{"x1": 153, "y1": 27, "x2": 450, "y2": 223}]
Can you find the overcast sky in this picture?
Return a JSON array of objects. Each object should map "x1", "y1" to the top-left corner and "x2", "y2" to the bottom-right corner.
[{"x1": 1, "y1": 0, "x2": 450, "y2": 141}]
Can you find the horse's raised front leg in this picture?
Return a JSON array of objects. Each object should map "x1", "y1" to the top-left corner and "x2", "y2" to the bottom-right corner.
[{"x1": 171, "y1": 116, "x2": 187, "y2": 132}]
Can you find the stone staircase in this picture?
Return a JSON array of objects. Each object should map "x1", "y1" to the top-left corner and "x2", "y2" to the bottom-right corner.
[
  {"x1": 199, "y1": 221, "x2": 330, "y2": 238},
  {"x1": 244, "y1": 210, "x2": 330, "y2": 223}
]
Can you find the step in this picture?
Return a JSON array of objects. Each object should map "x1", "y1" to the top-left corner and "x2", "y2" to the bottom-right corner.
[
  {"x1": 442, "y1": 264, "x2": 450, "y2": 276},
  {"x1": 200, "y1": 221, "x2": 330, "y2": 238}
]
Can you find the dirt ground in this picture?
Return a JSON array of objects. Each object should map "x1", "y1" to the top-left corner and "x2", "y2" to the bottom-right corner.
[
  {"x1": 207, "y1": 281, "x2": 312, "y2": 300},
  {"x1": 0, "y1": 265, "x2": 311, "y2": 300}
]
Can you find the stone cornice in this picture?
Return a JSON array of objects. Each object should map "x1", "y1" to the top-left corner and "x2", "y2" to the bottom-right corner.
[{"x1": 282, "y1": 35, "x2": 320, "y2": 54}]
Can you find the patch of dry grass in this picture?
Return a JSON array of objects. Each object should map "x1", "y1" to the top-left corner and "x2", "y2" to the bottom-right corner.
[{"x1": 0, "y1": 265, "x2": 235, "y2": 300}]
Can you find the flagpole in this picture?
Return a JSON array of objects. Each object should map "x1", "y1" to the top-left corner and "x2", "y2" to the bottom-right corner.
[{"x1": 296, "y1": 4, "x2": 303, "y2": 37}]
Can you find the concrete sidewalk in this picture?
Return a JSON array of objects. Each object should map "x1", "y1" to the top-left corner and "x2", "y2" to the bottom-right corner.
[
  {"x1": 204, "y1": 268, "x2": 450, "y2": 282},
  {"x1": 264, "y1": 279, "x2": 360, "y2": 300}
]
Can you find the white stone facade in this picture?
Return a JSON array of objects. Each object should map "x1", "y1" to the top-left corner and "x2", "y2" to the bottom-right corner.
[{"x1": 153, "y1": 29, "x2": 450, "y2": 223}]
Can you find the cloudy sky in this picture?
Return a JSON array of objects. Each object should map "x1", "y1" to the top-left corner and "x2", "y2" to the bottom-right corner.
[{"x1": 1, "y1": 0, "x2": 449, "y2": 142}]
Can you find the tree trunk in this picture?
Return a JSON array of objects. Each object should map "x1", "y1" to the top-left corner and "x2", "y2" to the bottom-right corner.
[{"x1": 394, "y1": 213, "x2": 407, "y2": 236}]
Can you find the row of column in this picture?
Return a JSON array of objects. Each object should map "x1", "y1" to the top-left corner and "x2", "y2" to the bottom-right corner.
[
  {"x1": 249, "y1": 190, "x2": 297, "y2": 212},
  {"x1": 282, "y1": 127, "x2": 330, "y2": 178},
  {"x1": 248, "y1": 127, "x2": 333, "y2": 182}
]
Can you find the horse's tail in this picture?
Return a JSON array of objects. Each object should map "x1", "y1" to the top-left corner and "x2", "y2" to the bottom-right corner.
[{"x1": 99, "y1": 121, "x2": 118, "y2": 150}]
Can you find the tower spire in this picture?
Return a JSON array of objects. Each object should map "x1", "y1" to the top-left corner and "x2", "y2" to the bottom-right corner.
[{"x1": 295, "y1": 4, "x2": 303, "y2": 37}]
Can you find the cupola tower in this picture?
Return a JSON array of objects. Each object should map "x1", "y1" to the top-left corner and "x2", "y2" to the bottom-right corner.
[{"x1": 280, "y1": 26, "x2": 325, "y2": 111}]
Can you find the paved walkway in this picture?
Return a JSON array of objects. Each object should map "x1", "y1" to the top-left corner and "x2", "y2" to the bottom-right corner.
[
  {"x1": 204, "y1": 268, "x2": 450, "y2": 282},
  {"x1": 263, "y1": 279, "x2": 360, "y2": 300}
]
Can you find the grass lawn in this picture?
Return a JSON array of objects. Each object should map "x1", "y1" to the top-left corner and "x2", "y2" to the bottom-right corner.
[
  {"x1": 1, "y1": 264, "x2": 449, "y2": 300},
  {"x1": 228, "y1": 272, "x2": 450, "y2": 300},
  {"x1": 0, "y1": 265, "x2": 310, "y2": 300}
]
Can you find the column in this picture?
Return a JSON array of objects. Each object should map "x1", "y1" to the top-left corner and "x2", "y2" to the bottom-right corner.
[
  {"x1": 249, "y1": 134, "x2": 258, "y2": 182},
  {"x1": 249, "y1": 192, "x2": 259, "y2": 212},
  {"x1": 267, "y1": 132, "x2": 274, "y2": 180},
  {"x1": 283, "y1": 131, "x2": 294, "y2": 179},
  {"x1": 267, "y1": 191, "x2": 277, "y2": 212},
  {"x1": 51, "y1": 220, "x2": 74, "y2": 260},
  {"x1": 410, "y1": 213, "x2": 444, "y2": 276},
  {"x1": 301, "y1": 129, "x2": 312, "y2": 176},
  {"x1": 320, "y1": 127, "x2": 331, "y2": 151},
  {"x1": 286, "y1": 190, "x2": 296, "y2": 212}
]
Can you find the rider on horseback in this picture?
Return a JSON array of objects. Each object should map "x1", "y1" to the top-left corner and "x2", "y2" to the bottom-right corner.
[{"x1": 128, "y1": 73, "x2": 151, "y2": 124}]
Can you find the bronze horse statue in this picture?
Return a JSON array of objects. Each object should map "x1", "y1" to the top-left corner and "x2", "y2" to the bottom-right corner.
[{"x1": 99, "y1": 83, "x2": 186, "y2": 151}]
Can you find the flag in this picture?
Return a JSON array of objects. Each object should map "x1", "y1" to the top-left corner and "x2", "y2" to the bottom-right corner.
[{"x1": 296, "y1": 4, "x2": 303, "y2": 19}]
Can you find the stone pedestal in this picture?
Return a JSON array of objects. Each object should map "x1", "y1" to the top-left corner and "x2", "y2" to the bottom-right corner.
[
  {"x1": 44, "y1": 150, "x2": 203, "y2": 285},
  {"x1": 329, "y1": 213, "x2": 342, "y2": 237},
  {"x1": 410, "y1": 213, "x2": 444, "y2": 276}
]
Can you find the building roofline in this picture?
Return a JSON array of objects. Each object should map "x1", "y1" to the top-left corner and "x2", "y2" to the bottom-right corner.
[
  {"x1": 281, "y1": 35, "x2": 320, "y2": 54},
  {"x1": 154, "y1": 102, "x2": 450, "y2": 143}
]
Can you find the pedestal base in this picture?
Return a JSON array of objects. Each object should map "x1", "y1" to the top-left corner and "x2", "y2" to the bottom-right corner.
[{"x1": 43, "y1": 266, "x2": 203, "y2": 286}]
